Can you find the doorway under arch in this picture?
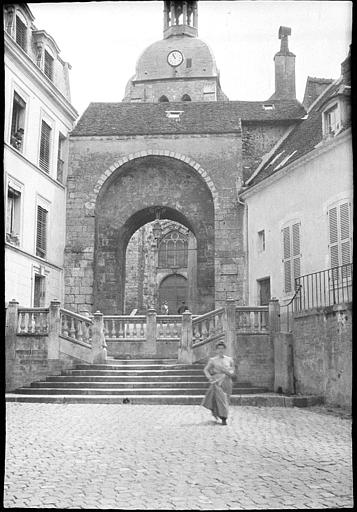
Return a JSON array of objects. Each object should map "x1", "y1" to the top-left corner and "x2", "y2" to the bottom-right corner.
[{"x1": 159, "y1": 274, "x2": 188, "y2": 315}]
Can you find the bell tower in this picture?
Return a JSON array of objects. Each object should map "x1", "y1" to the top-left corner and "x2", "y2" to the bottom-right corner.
[{"x1": 163, "y1": 0, "x2": 198, "y2": 39}]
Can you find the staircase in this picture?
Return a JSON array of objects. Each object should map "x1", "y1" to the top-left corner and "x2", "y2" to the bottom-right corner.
[{"x1": 6, "y1": 357, "x2": 270, "y2": 404}]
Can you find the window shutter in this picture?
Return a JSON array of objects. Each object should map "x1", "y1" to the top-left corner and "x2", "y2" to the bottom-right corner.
[
  {"x1": 39, "y1": 121, "x2": 51, "y2": 172},
  {"x1": 16, "y1": 16, "x2": 26, "y2": 50},
  {"x1": 328, "y1": 202, "x2": 352, "y2": 269},
  {"x1": 292, "y1": 222, "x2": 301, "y2": 286},
  {"x1": 282, "y1": 226, "x2": 291, "y2": 292},
  {"x1": 44, "y1": 51, "x2": 54, "y2": 80},
  {"x1": 36, "y1": 206, "x2": 47, "y2": 257}
]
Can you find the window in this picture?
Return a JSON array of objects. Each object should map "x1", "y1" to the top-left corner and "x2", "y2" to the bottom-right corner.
[
  {"x1": 33, "y1": 274, "x2": 46, "y2": 307},
  {"x1": 324, "y1": 103, "x2": 340, "y2": 135},
  {"x1": 282, "y1": 222, "x2": 301, "y2": 293},
  {"x1": 158, "y1": 231, "x2": 188, "y2": 268},
  {"x1": 57, "y1": 133, "x2": 66, "y2": 183},
  {"x1": 44, "y1": 50, "x2": 54, "y2": 80},
  {"x1": 181, "y1": 94, "x2": 191, "y2": 101},
  {"x1": 159, "y1": 95, "x2": 169, "y2": 102},
  {"x1": 36, "y1": 205, "x2": 48, "y2": 258},
  {"x1": 258, "y1": 230, "x2": 265, "y2": 252},
  {"x1": 15, "y1": 15, "x2": 26, "y2": 50},
  {"x1": 186, "y1": 58, "x2": 192, "y2": 68},
  {"x1": 39, "y1": 120, "x2": 52, "y2": 172},
  {"x1": 258, "y1": 278, "x2": 271, "y2": 306},
  {"x1": 6, "y1": 186, "x2": 21, "y2": 245},
  {"x1": 10, "y1": 92, "x2": 26, "y2": 151},
  {"x1": 328, "y1": 201, "x2": 352, "y2": 274}
]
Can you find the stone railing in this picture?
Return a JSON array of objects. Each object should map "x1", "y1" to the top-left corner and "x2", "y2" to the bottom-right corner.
[
  {"x1": 191, "y1": 308, "x2": 225, "y2": 347},
  {"x1": 235, "y1": 306, "x2": 269, "y2": 332},
  {"x1": 17, "y1": 307, "x2": 49, "y2": 335},
  {"x1": 104, "y1": 315, "x2": 146, "y2": 340},
  {"x1": 60, "y1": 308, "x2": 93, "y2": 346},
  {"x1": 156, "y1": 315, "x2": 182, "y2": 340}
]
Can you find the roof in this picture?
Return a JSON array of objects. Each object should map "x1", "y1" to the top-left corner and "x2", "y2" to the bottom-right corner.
[
  {"x1": 247, "y1": 77, "x2": 350, "y2": 187},
  {"x1": 71, "y1": 100, "x2": 306, "y2": 136}
]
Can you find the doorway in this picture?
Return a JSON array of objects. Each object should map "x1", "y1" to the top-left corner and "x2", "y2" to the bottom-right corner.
[
  {"x1": 159, "y1": 274, "x2": 188, "y2": 315},
  {"x1": 258, "y1": 277, "x2": 271, "y2": 306}
]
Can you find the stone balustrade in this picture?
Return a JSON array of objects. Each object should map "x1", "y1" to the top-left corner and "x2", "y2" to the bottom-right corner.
[{"x1": 17, "y1": 308, "x2": 49, "y2": 335}]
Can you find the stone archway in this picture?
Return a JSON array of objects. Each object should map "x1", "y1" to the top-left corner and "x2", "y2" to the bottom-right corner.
[{"x1": 94, "y1": 155, "x2": 215, "y2": 314}]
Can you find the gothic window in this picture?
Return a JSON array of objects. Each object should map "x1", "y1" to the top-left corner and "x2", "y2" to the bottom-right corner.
[
  {"x1": 282, "y1": 221, "x2": 301, "y2": 293},
  {"x1": 159, "y1": 95, "x2": 169, "y2": 102},
  {"x1": 181, "y1": 94, "x2": 191, "y2": 101},
  {"x1": 158, "y1": 231, "x2": 188, "y2": 268}
]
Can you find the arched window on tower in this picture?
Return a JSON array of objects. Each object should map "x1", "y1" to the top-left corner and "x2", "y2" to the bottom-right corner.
[
  {"x1": 181, "y1": 94, "x2": 191, "y2": 102},
  {"x1": 158, "y1": 230, "x2": 188, "y2": 268},
  {"x1": 159, "y1": 95, "x2": 169, "y2": 102}
]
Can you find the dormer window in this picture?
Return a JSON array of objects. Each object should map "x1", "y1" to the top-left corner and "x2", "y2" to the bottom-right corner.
[
  {"x1": 324, "y1": 103, "x2": 340, "y2": 135},
  {"x1": 15, "y1": 15, "x2": 27, "y2": 50},
  {"x1": 44, "y1": 50, "x2": 54, "y2": 81}
]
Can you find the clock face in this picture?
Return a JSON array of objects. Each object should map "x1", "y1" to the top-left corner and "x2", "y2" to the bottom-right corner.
[{"x1": 167, "y1": 50, "x2": 183, "y2": 67}]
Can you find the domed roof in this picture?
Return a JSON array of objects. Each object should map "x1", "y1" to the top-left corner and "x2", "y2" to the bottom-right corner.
[{"x1": 133, "y1": 35, "x2": 219, "y2": 81}]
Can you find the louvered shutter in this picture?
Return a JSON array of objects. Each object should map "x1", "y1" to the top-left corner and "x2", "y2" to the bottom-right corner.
[
  {"x1": 15, "y1": 16, "x2": 26, "y2": 50},
  {"x1": 36, "y1": 206, "x2": 47, "y2": 258},
  {"x1": 39, "y1": 121, "x2": 51, "y2": 172},
  {"x1": 282, "y1": 226, "x2": 292, "y2": 292},
  {"x1": 292, "y1": 223, "x2": 301, "y2": 287},
  {"x1": 44, "y1": 51, "x2": 54, "y2": 80},
  {"x1": 328, "y1": 202, "x2": 352, "y2": 271}
]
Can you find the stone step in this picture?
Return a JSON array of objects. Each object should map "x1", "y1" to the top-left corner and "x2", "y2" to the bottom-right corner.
[
  {"x1": 62, "y1": 369, "x2": 206, "y2": 376},
  {"x1": 45, "y1": 375, "x2": 217, "y2": 383},
  {"x1": 14, "y1": 387, "x2": 268, "y2": 396},
  {"x1": 5, "y1": 393, "x2": 325, "y2": 407},
  {"x1": 109, "y1": 358, "x2": 179, "y2": 364},
  {"x1": 31, "y1": 381, "x2": 258, "y2": 389},
  {"x1": 73, "y1": 364, "x2": 205, "y2": 371}
]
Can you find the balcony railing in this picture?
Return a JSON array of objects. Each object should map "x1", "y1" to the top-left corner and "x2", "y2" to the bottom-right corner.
[{"x1": 294, "y1": 263, "x2": 353, "y2": 312}]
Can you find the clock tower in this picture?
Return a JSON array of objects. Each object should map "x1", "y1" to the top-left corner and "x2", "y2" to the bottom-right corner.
[{"x1": 123, "y1": 0, "x2": 228, "y2": 102}]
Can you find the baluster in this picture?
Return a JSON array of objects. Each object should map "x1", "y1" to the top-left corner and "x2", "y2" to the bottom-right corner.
[
  {"x1": 69, "y1": 317, "x2": 76, "y2": 339},
  {"x1": 157, "y1": 319, "x2": 164, "y2": 339},
  {"x1": 140, "y1": 319, "x2": 145, "y2": 338},
  {"x1": 169, "y1": 321, "x2": 175, "y2": 338},
  {"x1": 62, "y1": 315, "x2": 69, "y2": 336},
  {"x1": 132, "y1": 320, "x2": 137, "y2": 338},
  {"x1": 34, "y1": 312, "x2": 42, "y2": 333},
  {"x1": 40, "y1": 312, "x2": 46, "y2": 333},
  {"x1": 126, "y1": 320, "x2": 132, "y2": 338},
  {"x1": 82, "y1": 320, "x2": 88, "y2": 343},
  {"x1": 201, "y1": 319, "x2": 208, "y2": 340},
  {"x1": 88, "y1": 323, "x2": 93, "y2": 344},
  {"x1": 27, "y1": 312, "x2": 34, "y2": 333},
  {"x1": 210, "y1": 316, "x2": 216, "y2": 336},
  {"x1": 217, "y1": 312, "x2": 223, "y2": 333},
  {"x1": 77, "y1": 320, "x2": 83, "y2": 342},
  {"x1": 119, "y1": 319, "x2": 124, "y2": 338},
  {"x1": 111, "y1": 319, "x2": 116, "y2": 338},
  {"x1": 193, "y1": 323, "x2": 201, "y2": 342},
  {"x1": 173, "y1": 321, "x2": 178, "y2": 337}
]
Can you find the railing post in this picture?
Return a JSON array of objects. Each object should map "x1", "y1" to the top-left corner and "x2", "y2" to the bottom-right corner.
[
  {"x1": 92, "y1": 311, "x2": 107, "y2": 364},
  {"x1": 5, "y1": 300, "x2": 19, "y2": 390},
  {"x1": 146, "y1": 308, "x2": 157, "y2": 355},
  {"x1": 269, "y1": 298, "x2": 280, "y2": 333},
  {"x1": 48, "y1": 299, "x2": 61, "y2": 359},
  {"x1": 178, "y1": 310, "x2": 193, "y2": 363},
  {"x1": 225, "y1": 299, "x2": 236, "y2": 356}
]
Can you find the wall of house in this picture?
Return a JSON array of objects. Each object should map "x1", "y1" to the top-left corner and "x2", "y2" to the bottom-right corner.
[
  {"x1": 293, "y1": 303, "x2": 352, "y2": 407},
  {"x1": 245, "y1": 133, "x2": 353, "y2": 305},
  {"x1": 4, "y1": 35, "x2": 76, "y2": 307}
]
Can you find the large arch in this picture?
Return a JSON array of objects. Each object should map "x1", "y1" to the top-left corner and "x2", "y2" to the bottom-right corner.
[{"x1": 93, "y1": 154, "x2": 215, "y2": 314}]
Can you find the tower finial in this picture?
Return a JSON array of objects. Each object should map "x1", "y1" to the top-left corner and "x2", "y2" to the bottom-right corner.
[{"x1": 163, "y1": 1, "x2": 198, "y2": 39}]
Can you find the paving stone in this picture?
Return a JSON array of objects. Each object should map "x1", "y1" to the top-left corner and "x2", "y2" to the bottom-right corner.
[{"x1": 4, "y1": 403, "x2": 353, "y2": 509}]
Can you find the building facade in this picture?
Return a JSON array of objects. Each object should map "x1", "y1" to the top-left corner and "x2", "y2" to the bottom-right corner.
[{"x1": 4, "y1": 3, "x2": 78, "y2": 307}]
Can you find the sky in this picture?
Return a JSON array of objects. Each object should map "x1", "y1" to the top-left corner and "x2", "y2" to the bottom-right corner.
[{"x1": 28, "y1": 1, "x2": 352, "y2": 117}]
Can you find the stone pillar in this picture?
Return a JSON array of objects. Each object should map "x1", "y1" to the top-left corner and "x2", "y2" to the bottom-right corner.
[
  {"x1": 225, "y1": 299, "x2": 236, "y2": 357},
  {"x1": 48, "y1": 299, "x2": 61, "y2": 359},
  {"x1": 269, "y1": 298, "x2": 280, "y2": 333},
  {"x1": 92, "y1": 311, "x2": 107, "y2": 364},
  {"x1": 178, "y1": 310, "x2": 193, "y2": 364},
  {"x1": 146, "y1": 308, "x2": 157, "y2": 356},
  {"x1": 5, "y1": 299, "x2": 19, "y2": 391}
]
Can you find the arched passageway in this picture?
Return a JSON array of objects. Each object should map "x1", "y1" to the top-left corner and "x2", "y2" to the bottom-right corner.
[{"x1": 94, "y1": 155, "x2": 214, "y2": 314}]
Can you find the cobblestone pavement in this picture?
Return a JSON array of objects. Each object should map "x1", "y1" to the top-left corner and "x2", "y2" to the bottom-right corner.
[{"x1": 4, "y1": 404, "x2": 353, "y2": 509}]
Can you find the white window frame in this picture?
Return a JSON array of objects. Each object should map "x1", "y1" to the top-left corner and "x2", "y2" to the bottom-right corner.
[
  {"x1": 322, "y1": 100, "x2": 342, "y2": 137},
  {"x1": 31, "y1": 264, "x2": 50, "y2": 307},
  {"x1": 6, "y1": 175, "x2": 24, "y2": 246},
  {"x1": 8, "y1": 82, "x2": 30, "y2": 153},
  {"x1": 327, "y1": 198, "x2": 352, "y2": 271}
]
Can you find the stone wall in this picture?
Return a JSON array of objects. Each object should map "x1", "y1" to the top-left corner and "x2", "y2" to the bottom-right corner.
[
  {"x1": 293, "y1": 303, "x2": 352, "y2": 407},
  {"x1": 233, "y1": 334, "x2": 274, "y2": 389}
]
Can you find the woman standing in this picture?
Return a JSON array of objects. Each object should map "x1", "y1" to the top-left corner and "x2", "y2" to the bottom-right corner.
[{"x1": 202, "y1": 341, "x2": 235, "y2": 425}]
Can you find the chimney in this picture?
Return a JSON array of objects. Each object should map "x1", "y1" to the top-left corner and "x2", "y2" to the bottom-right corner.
[
  {"x1": 341, "y1": 45, "x2": 351, "y2": 85},
  {"x1": 269, "y1": 26, "x2": 296, "y2": 100}
]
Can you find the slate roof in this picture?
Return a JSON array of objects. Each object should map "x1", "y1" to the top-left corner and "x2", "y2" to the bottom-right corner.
[
  {"x1": 71, "y1": 100, "x2": 306, "y2": 136},
  {"x1": 247, "y1": 78, "x2": 351, "y2": 187}
]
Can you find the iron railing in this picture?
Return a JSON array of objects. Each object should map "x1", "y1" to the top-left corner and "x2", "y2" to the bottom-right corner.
[{"x1": 294, "y1": 263, "x2": 353, "y2": 312}]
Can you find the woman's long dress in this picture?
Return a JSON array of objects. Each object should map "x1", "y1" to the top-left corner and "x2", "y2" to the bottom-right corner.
[{"x1": 201, "y1": 356, "x2": 234, "y2": 418}]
